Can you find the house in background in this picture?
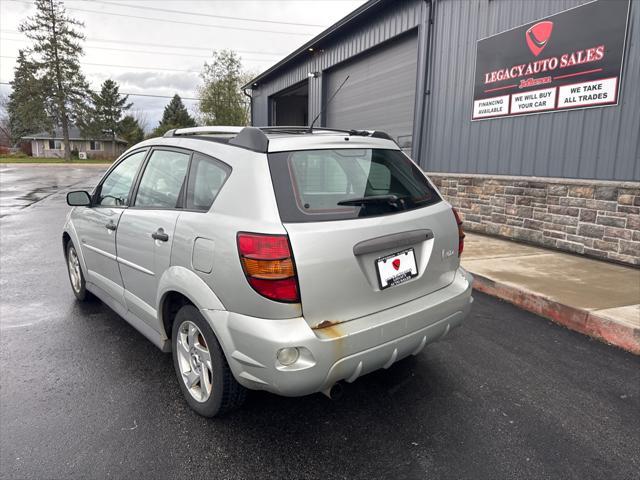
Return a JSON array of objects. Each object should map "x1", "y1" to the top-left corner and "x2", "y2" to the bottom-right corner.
[{"x1": 21, "y1": 126, "x2": 127, "y2": 159}]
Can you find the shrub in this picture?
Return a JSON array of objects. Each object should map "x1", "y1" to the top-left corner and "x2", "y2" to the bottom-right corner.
[{"x1": 88, "y1": 152, "x2": 115, "y2": 162}]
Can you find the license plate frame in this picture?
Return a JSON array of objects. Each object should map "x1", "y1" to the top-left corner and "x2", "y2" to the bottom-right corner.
[{"x1": 375, "y1": 248, "x2": 418, "y2": 290}]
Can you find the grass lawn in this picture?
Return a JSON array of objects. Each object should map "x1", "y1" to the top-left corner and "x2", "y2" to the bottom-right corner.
[{"x1": 0, "y1": 156, "x2": 113, "y2": 164}]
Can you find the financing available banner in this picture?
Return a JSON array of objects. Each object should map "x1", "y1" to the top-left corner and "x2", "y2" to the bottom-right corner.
[{"x1": 472, "y1": 0, "x2": 630, "y2": 120}]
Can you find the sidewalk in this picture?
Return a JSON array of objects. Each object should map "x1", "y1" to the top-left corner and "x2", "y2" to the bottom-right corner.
[{"x1": 462, "y1": 233, "x2": 640, "y2": 354}]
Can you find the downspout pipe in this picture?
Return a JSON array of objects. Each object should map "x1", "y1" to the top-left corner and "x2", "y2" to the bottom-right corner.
[
  {"x1": 243, "y1": 88, "x2": 253, "y2": 126},
  {"x1": 411, "y1": 0, "x2": 435, "y2": 166}
]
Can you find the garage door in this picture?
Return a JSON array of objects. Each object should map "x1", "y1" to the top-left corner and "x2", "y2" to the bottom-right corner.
[{"x1": 324, "y1": 33, "x2": 418, "y2": 148}]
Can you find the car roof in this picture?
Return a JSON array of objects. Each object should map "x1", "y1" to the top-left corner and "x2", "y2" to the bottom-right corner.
[{"x1": 154, "y1": 126, "x2": 401, "y2": 153}]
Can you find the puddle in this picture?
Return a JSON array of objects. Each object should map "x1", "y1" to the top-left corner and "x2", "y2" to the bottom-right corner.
[{"x1": 17, "y1": 185, "x2": 60, "y2": 207}]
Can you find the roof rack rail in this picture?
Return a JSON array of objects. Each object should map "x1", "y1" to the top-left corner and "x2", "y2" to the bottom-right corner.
[
  {"x1": 161, "y1": 125, "x2": 397, "y2": 152},
  {"x1": 163, "y1": 126, "x2": 244, "y2": 137},
  {"x1": 259, "y1": 126, "x2": 352, "y2": 135},
  {"x1": 259, "y1": 126, "x2": 395, "y2": 141}
]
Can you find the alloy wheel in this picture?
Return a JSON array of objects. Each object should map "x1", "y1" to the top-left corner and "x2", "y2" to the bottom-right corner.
[
  {"x1": 176, "y1": 320, "x2": 213, "y2": 403},
  {"x1": 67, "y1": 246, "x2": 82, "y2": 293}
]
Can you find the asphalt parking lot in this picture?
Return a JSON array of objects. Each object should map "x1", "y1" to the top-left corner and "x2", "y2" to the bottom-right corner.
[{"x1": 1, "y1": 164, "x2": 639, "y2": 480}]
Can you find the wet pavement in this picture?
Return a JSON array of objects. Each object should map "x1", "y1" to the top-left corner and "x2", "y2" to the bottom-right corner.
[
  {"x1": 1, "y1": 165, "x2": 639, "y2": 479},
  {"x1": 0, "y1": 164, "x2": 106, "y2": 218}
]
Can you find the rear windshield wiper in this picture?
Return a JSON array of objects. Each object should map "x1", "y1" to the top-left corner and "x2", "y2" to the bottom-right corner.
[{"x1": 337, "y1": 194, "x2": 406, "y2": 207}]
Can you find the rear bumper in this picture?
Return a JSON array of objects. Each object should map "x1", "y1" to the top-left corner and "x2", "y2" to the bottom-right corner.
[{"x1": 203, "y1": 267, "x2": 473, "y2": 396}]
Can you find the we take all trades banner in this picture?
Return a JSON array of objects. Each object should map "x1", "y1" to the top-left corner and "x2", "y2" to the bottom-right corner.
[{"x1": 472, "y1": 0, "x2": 630, "y2": 121}]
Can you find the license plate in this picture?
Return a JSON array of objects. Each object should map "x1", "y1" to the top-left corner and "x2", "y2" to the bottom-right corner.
[{"x1": 375, "y1": 248, "x2": 418, "y2": 290}]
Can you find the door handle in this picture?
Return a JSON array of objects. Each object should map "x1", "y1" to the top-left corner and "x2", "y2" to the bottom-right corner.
[
  {"x1": 151, "y1": 228, "x2": 169, "y2": 242},
  {"x1": 105, "y1": 220, "x2": 117, "y2": 231}
]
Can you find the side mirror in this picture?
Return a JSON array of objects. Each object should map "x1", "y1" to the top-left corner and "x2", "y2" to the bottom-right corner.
[{"x1": 67, "y1": 190, "x2": 92, "y2": 207}]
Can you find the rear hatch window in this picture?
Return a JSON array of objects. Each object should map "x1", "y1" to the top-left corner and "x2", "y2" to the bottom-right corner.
[{"x1": 267, "y1": 149, "x2": 441, "y2": 223}]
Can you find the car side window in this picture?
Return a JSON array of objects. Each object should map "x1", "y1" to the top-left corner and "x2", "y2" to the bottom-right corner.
[
  {"x1": 186, "y1": 153, "x2": 231, "y2": 211},
  {"x1": 135, "y1": 149, "x2": 190, "y2": 209},
  {"x1": 95, "y1": 150, "x2": 146, "y2": 207}
]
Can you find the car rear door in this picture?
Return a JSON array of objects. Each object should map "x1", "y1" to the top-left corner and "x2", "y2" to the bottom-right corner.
[
  {"x1": 72, "y1": 149, "x2": 147, "y2": 302},
  {"x1": 267, "y1": 148, "x2": 460, "y2": 328},
  {"x1": 116, "y1": 148, "x2": 191, "y2": 328}
]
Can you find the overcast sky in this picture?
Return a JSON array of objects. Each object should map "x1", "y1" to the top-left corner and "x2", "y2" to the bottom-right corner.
[{"x1": 0, "y1": 0, "x2": 365, "y2": 130}]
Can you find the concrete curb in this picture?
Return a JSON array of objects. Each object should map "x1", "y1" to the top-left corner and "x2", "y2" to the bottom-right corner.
[{"x1": 471, "y1": 273, "x2": 640, "y2": 355}]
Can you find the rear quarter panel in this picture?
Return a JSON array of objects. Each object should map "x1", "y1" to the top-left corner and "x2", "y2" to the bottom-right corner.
[{"x1": 167, "y1": 141, "x2": 302, "y2": 319}]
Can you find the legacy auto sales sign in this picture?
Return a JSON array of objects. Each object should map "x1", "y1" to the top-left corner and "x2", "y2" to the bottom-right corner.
[{"x1": 472, "y1": 0, "x2": 630, "y2": 120}]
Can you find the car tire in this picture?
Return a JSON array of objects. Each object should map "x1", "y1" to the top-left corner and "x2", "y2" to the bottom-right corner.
[
  {"x1": 66, "y1": 240, "x2": 91, "y2": 302},
  {"x1": 172, "y1": 304, "x2": 246, "y2": 417}
]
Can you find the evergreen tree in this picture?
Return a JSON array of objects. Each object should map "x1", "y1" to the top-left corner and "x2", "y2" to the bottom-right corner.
[
  {"x1": 153, "y1": 94, "x2": 196, "y2": 136},
  {"x1": 94, "y1": 79, "x2": 132, "y2": 135},
  {"x1": 7, "y1": 50, "x2": 51, "y2": 145},
  {"x1": 118, "y1": 115, "x2": 145, "y2": 146},
  {"x1": 198, "y1": 50, "x2": 248, "y2": 126},
  {"x1": 80, "y1": 79, "x2": 132, "y2": 148},
  {"x1": 20, "y1": 0, "x2": 90, "y2": 160}
]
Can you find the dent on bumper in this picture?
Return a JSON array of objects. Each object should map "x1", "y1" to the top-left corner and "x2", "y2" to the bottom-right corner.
[{"x1": 203, "y1": 268, "x2": 473, "y2": 396}]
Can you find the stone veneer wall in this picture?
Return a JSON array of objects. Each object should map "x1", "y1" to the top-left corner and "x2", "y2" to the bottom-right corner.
[{"x1": 427, "y1": 173, "x2": 640, "y2": 266}]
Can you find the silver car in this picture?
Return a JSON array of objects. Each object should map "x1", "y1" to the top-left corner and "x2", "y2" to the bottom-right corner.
[{"x1": 63, "y1": 126, "x2": 473, "y2": 417}]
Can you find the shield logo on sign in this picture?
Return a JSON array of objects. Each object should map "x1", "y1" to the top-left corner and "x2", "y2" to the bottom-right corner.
[
  {"x1": 526, "y1": 21, "x2": 553, "y2": 57},
  {"x1": 392, "y1": 259, "x2": 401, "y2": 271}
]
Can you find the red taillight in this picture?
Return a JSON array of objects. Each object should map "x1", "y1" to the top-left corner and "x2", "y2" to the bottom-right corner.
[
  {"x1": 247, "y1": 277, "x2": 298, "y2": 302},
  {"x1": 237, "y1": 233, "x2": 299, "y2": 302},
  {"x1": 237, "y1": 234, "x2": 290, "y2": 260},
  {"x1": 452, "y1": 208, "x2": 465, "y2": 257}
]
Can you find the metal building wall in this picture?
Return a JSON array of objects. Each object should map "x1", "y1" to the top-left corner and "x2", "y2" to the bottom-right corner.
[
  {"x1": 250, "y1": 0, "x2": 423, "y2": 128},
  {"x1": 421, "y1": 0, "x2": 640, "y2": 181},
  {"x1": 324, "y1": 32, "x2": 419, "y2": 143}
]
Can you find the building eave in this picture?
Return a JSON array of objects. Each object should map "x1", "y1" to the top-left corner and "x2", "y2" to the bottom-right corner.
[{"x1": 242, "y1": 0, "x2": 388, "y2": 90}]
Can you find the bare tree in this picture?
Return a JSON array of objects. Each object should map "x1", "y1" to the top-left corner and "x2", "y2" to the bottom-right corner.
[{"x1": 131, "y1": 109, "x2": 149, "y2": 133}]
